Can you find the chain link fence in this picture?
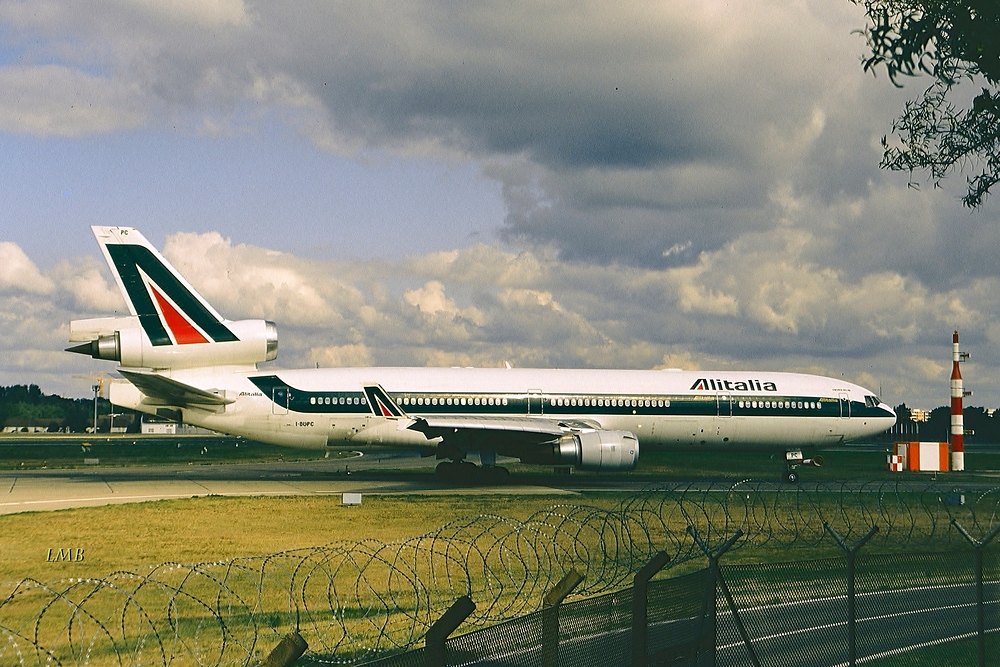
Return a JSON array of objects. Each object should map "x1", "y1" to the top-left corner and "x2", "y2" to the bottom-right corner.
[{"x1": 366, "y1": 545, "x2": 1000, "y2": 666}]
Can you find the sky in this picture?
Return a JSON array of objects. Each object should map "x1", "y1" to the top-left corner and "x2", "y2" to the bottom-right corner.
[{"x1": 1, "y1": 0, "x2": 999, "y2": 410}]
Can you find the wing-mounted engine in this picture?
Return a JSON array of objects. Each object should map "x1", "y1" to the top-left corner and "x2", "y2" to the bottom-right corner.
[
  {"x1": 528, "y1": 429, "x2": 639, "y2": 470},
  {"x1": 67, "y1": 316, "x2": 278, "y2": 370}
]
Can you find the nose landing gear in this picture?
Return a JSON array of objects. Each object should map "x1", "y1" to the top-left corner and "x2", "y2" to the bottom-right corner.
[{"x1": 783, "y1": 450, "x2": 823, "y2": 484}]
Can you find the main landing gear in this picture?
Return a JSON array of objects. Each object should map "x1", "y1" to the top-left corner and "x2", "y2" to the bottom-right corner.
[
  {"x1": 783, "y1": 450, "x2": 824, "y2": 484},
  {"x1": 435, "y1": 461, "x2": 511, "y2": 485}
]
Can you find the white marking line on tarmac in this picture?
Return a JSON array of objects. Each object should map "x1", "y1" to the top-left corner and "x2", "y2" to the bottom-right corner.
[
  {"x1": 846, "y1": 627, "x2": 1000, "y2": 666},
  {"x1": 718, "y1": 600, "x2": 977, "y2": 651},
  {"x1": 0, "y1": 489, "x2": 343, "y2": 509}
]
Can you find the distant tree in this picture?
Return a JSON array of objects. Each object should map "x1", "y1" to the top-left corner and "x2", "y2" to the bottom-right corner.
[
  {"x1": 963, "y1": 406, "x2": 991, "y2": 442},
  {"x1": 0, "y1": 385, "x2": 122, "y2": 433},
  {"x1": 854, "y1": 0, "x2": 1000, "y2": 207},
  {"x1": 925, "y1": 405, "x2": 953, "y2": 441}
]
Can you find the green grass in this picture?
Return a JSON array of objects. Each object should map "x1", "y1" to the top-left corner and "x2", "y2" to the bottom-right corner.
[
  {"x1": 0, "y1": 492, "x2": 633, "y2": 664},
  {"x1": 0, "y1": 493, "x2": 625, "y2": 584},
  {"x1": 0, "y1": 485, "x2": 992, "y2": 665}
]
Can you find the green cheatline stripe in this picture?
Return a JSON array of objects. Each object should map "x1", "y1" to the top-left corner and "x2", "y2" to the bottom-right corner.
[
  {"x1": 247, "y1": 376, "x2": 876, "y2": 418},
  {"x1": 107, "y1": 244, "x2": 238, "y2": 346}
]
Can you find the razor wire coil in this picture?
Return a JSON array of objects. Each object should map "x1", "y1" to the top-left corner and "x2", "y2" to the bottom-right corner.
[{"x1": 3, "y1": 479, "x2": 1000, "y2": 666}]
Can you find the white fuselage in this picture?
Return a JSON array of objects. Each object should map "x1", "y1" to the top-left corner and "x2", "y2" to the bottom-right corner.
[{"x1": 111, "y1": 366, "x2": 897, "y2": 453}]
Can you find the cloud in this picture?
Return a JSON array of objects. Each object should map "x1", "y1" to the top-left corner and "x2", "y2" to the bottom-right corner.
[
  {"x1": 161, "y1": 231, "x2": 346, "y2": 327},
  {"x1": 121, "y1": 0, "x2": 251, "y2": 28},
  {"x1": 50, "y1": 258, "x2": 127, "y2": 313},
  {"x1": 0, "y1": 2, "x2": 897, "y2": 259},
  {"x1": 0, "y1": 66, "x2": 145, "y2": 136},
  {"x1": 0, "y1": 242, "x2": 55, "y2": 294},
  {"x1": 310, "y1": 343, "x2": 372, "y2": 368},
  {"x1": 403, "y1": 280, "x2": 457, "y2": 316}
]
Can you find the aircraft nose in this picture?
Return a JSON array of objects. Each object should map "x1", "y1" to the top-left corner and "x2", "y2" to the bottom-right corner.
[{"x1": 881, "y1": 403, "x2": 898, "y2": 423}]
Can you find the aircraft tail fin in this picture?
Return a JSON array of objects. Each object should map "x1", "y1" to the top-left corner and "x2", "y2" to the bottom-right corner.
[
  {"x1": 93, "y1": 227, "x2": 236, "y2": 347},
  {"x1": 363, "y1": 384, "x2": 408, "y2": 418},
  {"x1": 68, "y1": 227, "x2": 277, "y2": 370}
]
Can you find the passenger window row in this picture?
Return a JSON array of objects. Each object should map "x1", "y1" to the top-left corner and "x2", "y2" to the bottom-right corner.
[
  {"x1": 309, "y1": 396, "x2": 366, "y2": 406},
  {"x1": 738, "y1": 400, "x2": 819, "y2": 410},
  {"x1": 400, "y1": 396, "x2": 510, "y2": 407},
  {"x1": 550, "y1": 397, "x2": 668, "y2": 408}
]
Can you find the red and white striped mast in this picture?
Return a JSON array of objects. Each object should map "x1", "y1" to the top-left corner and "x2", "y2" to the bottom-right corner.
[{"x1": 951, "y1": 330, "x2": 969, "y2": 471}]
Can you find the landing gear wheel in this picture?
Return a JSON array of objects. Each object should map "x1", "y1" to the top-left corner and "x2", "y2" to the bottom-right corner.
[
  {"x1": 783, "y1": 469, "x2": 799, "y2": 484},
  {"x1": 485, "y1": 466, "x2": 510, "y2": 485},
  {"x1": 435, "y1": 461, "x2": 455, "y2": 482},
  {"x1": 436, "y1": 461, "x2": 482, "y2": 484}
]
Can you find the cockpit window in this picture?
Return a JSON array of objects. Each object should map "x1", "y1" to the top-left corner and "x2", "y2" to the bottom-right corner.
[{"x1": 864, "y1": 395, "x2": 881, "y2": 408}]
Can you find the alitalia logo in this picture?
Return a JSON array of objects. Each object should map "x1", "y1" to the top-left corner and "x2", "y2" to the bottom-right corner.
[
  {"x1": 105, "y1": 243, "x2": 237, "y2": 346},
  {"x1": 690, "y1": 378, "x2": 777, "y2": 392}
]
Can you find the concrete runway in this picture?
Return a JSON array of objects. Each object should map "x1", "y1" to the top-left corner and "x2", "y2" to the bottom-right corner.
[{"x1": 0, "y1": 450, "x2": 581, "y2": 514}]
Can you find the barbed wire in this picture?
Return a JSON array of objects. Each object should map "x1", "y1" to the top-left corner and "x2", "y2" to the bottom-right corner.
[{"x1": 2, "y1": 479, "x2": 999, "y2": 666}]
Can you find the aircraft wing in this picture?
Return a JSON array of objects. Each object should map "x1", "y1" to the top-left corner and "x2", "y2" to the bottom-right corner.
[
  {"x1": 402, "y1": 415, "x2": 601, "y2": 447},
  {"x1": 362, "y1": 384, "x2": 600, "y2": 449},
  {"x1": 119, "y1": 369, "x2": 234, "y2": 408}
]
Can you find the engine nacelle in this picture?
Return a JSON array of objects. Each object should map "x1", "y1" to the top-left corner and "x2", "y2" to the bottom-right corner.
[
  {"x1": 551, "y1": 430, "x2": 639, "y2": 471},
  {"x1": 68, "y1": 318, "x2": 278, "y2": 370}
]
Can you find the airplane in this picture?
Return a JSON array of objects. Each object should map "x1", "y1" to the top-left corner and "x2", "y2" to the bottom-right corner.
[{"x1": 67, "y1": 227, "x2": 897, "y2": 483}]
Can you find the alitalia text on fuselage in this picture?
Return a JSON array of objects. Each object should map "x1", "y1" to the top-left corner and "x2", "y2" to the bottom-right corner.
[{"x1": 690, "y1": 378, "x2": 777, "y2": 392}]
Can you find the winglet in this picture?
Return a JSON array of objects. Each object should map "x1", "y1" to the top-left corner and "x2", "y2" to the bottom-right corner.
[{"x1": 362, "y1": 384, "x2": 407, "y2": 418}]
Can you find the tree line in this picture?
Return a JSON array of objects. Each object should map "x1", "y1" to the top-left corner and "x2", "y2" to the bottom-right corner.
[
  {"x1": 893, "y1": 403, "x2": 1000, "y2": 444},
  {"x1": 0, "y1": 384, "x2": 124, "y2": 433}
]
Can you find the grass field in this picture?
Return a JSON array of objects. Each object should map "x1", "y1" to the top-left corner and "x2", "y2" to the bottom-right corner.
[
  {"x1": 2, "y1": 489, "x2": 986, "y2": 665},
  {"x1": 0, "y1": 492, "x2": 634, "y2": 585}
]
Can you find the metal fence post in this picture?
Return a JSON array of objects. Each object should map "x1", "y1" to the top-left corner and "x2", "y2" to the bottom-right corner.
[
  {"x1": 824, "y1": 523, "x2": 878, "y2": 667},
  {"x1": 688, "y1": 526, "x2": 745, "y2": 667},
  {"x1": 425, "y1": 595, "x2": 475, "y2": 667},
  {"x1": 951, "y1": 519, "x2": 1000, "y2": 667},
  {"x1": 542, "y1": 569, "x2": 585, "y2": 667},
  {"x1": 258, "y1": 632, "x2": 308, "y2": 667},
  {"x1": 631, "y1": 551, "x2": 671, "y2": 667}
]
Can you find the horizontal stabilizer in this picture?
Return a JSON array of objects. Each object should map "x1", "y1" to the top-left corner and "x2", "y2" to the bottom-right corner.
[{"x1": 119, "y1": 369, "x2": 233, "y2": 407}]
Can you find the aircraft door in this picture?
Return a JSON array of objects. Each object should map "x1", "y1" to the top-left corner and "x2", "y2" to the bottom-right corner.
[
  {"x1": 272, "y1": 386, "x2": 289, "y2": 415},
  {"x1": 838, "y1": 392, "x2": 850, "y2": 418},
  {"x1": 527, "y1": 390, "x2": 543, "y2": 415},
  {"x1": 717, "y1": 393, "x2": 733, "y2": 417}
]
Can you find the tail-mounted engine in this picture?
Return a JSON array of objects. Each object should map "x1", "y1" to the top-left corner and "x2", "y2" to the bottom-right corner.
[{"x1": 67, "y1": 316, "x2": 278, "y2": 370}]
